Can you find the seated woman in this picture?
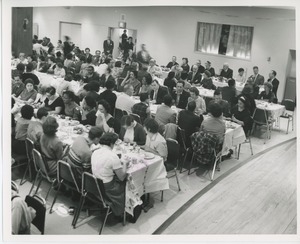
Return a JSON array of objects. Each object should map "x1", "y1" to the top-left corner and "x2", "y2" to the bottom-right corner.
[
  {"x1": 12, "y1": 78, "x2": 37, "y2": 105},
  {"x1": 33, "y1": 85, "x2": 47, "y2": 107},
  {"x1": 91, "y1": 132, "x2": 128, "y2": 218},
  {"x1": 201, "y1": 102, "x2": 226, "y2": 144},
  {"x1": 258, "y1": 82, "x2": 276, "y2": 103},
  {"x1": 99, "y1": 67, "x2": 115, "y2": 88},
  {"x1": 80, "y1": 95, "x2": 97, "y2": 126},
  {"x1": 231, "y1": 96, "x2": 253, "y2": 135},
  {"x1": 119, "y1": 115, "x2": 146, "y2": 146},
  {"x1": 188, "y1": 87, "x2": 206, "y2": 116},
  {"x1": 139, "y1": 73, "x2": 153, "y2": 95},
  {"x1": 40, "y1": 86, "x2": 64, "y2": 115},
  {"x1": 201, "y1": 70, "x2": 215, "y2": 90},
  {"x1": 37, "y1": 55, "x2": 48, "y2": 73},
  {"x1": 12, "y1": 105, "x2": 34, "y2": 155},
  {"x1": 64, "y1": 126, "x2": 103, "y2": 182},
  {"x1": 54, "y1": 62, "x2": 66, "y2": 78},
  {"x1": 163, "y1": 71, "x2": 177, "y2": 95},
  {"x1": 121, "y1": 70, "x2": 141, "y2": 96},
  {"x1": 95, "y1": 99, "x2": 120, "y2": 133},
  {"x1": 142, "y1": 118, "x2": 168, "y2": 161},
  {"x1": 62, "y1": 91, "x2": 81, "y2": 120},
  {"x1": 39, "y1": 116, "x2": 64, "y2": 176},
  {"x1": 240, "y1": 85, "x2": 256, "y2": 116}
]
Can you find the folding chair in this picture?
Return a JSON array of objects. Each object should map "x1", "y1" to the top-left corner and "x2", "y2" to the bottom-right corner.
[
  {"x1": 28, "y1": 149, "x2": 56, "y2": 201},
  {"x1": 176, "y1": 127, "x2": 191, "y2": 173},
  {"x1": 252, "y1": 108, "x2": 273, "y2": 143},
  {"x1": 237, "y1": 130, "x2": 254, "y2": 160},
  {"x1": 19, "y1": 138, "x2": 35, "y2": 185},
  {"x1": 279, "y1": 99, "x2": 295, "y2": 134},
  {"x1": 161, "y1": 138, "x2": 181, "y2": 202},
  {"x1": 25, "y1": 194, "x2": 47, "y2": 234},
  {"x1": 49, "y1": 160, "x2": 81, "y2": 214},
  {"x1": 72, "y1": 172, "x2": 121, "y2": 234}
]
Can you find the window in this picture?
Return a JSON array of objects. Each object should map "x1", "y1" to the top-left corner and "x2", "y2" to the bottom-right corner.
[{"x1": 196, "y1": 22, "x2": 253, "y2": 60}]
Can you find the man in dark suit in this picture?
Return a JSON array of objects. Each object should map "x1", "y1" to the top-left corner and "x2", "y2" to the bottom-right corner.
[
  {"x1": 194, "y1": 60, "x2": 205, "y2": 73},
  {"x1": 205, "y1": 61, "x2": 215, "y2": 77},
  {"x1": 208, "y1": 89, "x2": 231, "y2": 118},
  {"x1": 188, "y1": 65, "x2": 202, "y2": 84},
  {"x1": 103, "y1": 36, "x2": 114, "y2": 55},
  {"x1": 178, "y1": 100, "x2": 203, "y2": 148},
  {"x1": 249, "y1": 66, "x2": 265, "y2": 86},
  {"x1": 220, "y1": 63, "x2": 233, "y2": 79},
  {"x1": 150, "y1": 79, "x2": 169, "y2": 104},
  {"x1": 268, "y1": 70, "x2": 279, "y2": 98},
  {"x1": 221, "y1": 78, "x2": 237, "y2": 109},
  {"x1": 166, "y1": 56, "x2": 179, "y2": 69},
  {"x1": 171, "y1": 80, "x2": 190, "y2": 109}
]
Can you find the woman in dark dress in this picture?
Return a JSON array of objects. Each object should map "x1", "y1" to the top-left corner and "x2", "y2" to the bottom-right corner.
[
  {"x1": 231, "y1": 96, "x2": 253, "y2": 135},
  {"x1": 80, "y1": 95, "x2": 97, "y2": 126},
  {"x1": 163, "y1": 71, "x2": 177, "y2": 95},
  {"x1": 258, "y1": 82, "x2": 276, "y2": 103},
  {"x1": 181, "y1": 58, "x2": 190, "y2": 73},
  {"x1": 41, "y1": 86, "x2": 64, "y2": 115}
]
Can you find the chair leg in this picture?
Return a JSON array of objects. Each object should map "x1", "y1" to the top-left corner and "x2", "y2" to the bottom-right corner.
[
  {"x1": 29, "y1": 171, "x2": 40, "y2": 195},
  {"x1": 161, "y1": 191, "x2": 164, "y2": 202},
  {"x1": 286, "y1": 119, "x2": 290, "y2": 134},
  {"x1": 292, "y1": 117, "x2": 294, "y2": 131},
  {"x1": 49, "y1": 181, "x2": 62, "y2": 214},
  {"x1": 174, "y1": 169, "x2": 181, "y2": 191},
  {"x1": 20, "y1": 164, "x2": 29, "y2": 185},
  {"x1": 99, "y1": 207, "x2": 110, "y2": 235},
  {"x1": 210, "y1": 157, "x2": 218, "y2": 181},
  {"x1": 35, "y1": 177, "x2": 43, "y2": 195},
  {"x1": 249, "y1": 137, "x2": 253, "y2": 155},
  {"x1": 45, "y1": 180, "x2": 55, "y2": 201},
  {"x1": 123, "y1": 210, "x2": 126, "y2": 226},
  {"x1": 237, "y1": 144, "x2": 241, "y2": 160},
  {"x1": 73, "y1": 194, "x2": 86, "y2": 228}
]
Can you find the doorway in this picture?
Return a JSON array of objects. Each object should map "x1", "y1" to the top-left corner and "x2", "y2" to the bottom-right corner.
[
  {"x1": 283, "y1": 50, "x2": 296, "y2": 102},
  {"x1": 109, "y1": 27, "x2": 137, "y2": 59}
]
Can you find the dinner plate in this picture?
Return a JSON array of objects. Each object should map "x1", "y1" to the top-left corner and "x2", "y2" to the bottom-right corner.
[{"x1": 144, "y1": 152, "x2": 155, "y2": 160}]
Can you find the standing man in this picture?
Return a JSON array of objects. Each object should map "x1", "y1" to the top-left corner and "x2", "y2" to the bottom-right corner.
[
  {"x1": 103, "y1": 36, "x2": 114, "y2": 56},
  {"x1": 249, "y1": 66, "x2": 265, "y2": 86},
  {"x1": 121, "y1": 30, "x2": 128, "y2": 50},
  {"x1": 136, "y1": 44, "x2": 152, "y2": 70},
  {"x1": 268, "y1": 70, "x2": 279, "y2": 98}
]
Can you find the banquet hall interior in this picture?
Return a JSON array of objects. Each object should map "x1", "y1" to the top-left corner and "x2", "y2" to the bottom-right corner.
[{"x1": 7, "y1": 4, "x2": 298, "y2": 237}]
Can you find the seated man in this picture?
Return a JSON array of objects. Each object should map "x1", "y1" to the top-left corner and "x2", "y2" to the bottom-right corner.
[
  {"x1": 166, "y1": 56, "x2": 178, "y2": 69},
  {"x1": 11, "y1": 73, "x2": 25, "y2": 97},
  {"x1": 221, "y1": 78, "x2": 237, "y2": 109},
  {"x1": 155, "y1": 94, "x2": 177, "y2": 130},
  {"x1": 46, "y1": 56, "x2": 56, "y2": 74},
  {"x1": 115, "y1": 84, "x2": 135, "y2": 114},
  {"x1": 131, "y1": 93, "x2": 151, "y2": 124},
  {"x1": 204, "y1": 61, "x2": 215, "y2": 77},
  {"x1": 171, "y1": 80, "x2": 190, "y2": 109},
  {"x1": 86, "y1": 65, "x2": 100, "y2": 83},
  {"x1": 200, "y1": 70, "x2": 215, "y2": 90},
  {"x1": 150, "y1": 79, "x2": 169, "y2": 104},
  {"x1": 220, "y1": 62, "x2": 233, "y2": 79},
  {"x1": 188, "y1": 64, "x2": 202, "y2": 84},
  {"x1": 147, "y1": 59, "x2": 162, "y2": 78},
  {"x1": 178, "y1": 101, "x2": 203, "y2": 148},
  {"x1": 208, "y1": 90, "x2": 231, "y2": 118}
]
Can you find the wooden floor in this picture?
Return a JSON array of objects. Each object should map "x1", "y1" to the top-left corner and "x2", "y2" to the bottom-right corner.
[{"x1": 161, "y1": 139, "x2": 297, "y2": 234}]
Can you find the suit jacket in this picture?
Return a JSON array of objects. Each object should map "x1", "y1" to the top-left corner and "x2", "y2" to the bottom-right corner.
[
  {"x1": 172, "y1": 90, "x2": 190, "y2": 109},
  {"x1": 187, "y1": 71, "x2": 202, "y2": 84},
  {"x1": 178, "y1": 110, "x2": 203, "y2": 148},
  {"x1": 150, "y1": 86, "x2": 169, "y2": 104},
  {"x1": 206, "y1": 67, "x2": 215, "y2": 77},
  {"x1": 198, "y1": 65, "x2": 205, "y2": 73},
  {"x1": 250, "y1": 74, "x2": 265, "y2": 86},
  {"x1": 103, "y1": 40, "x2": 114, "y2": 54},
  {"x1": 221, "y1": 86, "x2": 237, "y2": 108},
  {"x1": 99, "y1": 74, "x2": 115, "y2": 88},
  {"x1": 268, "y1": 78, "x2": 279, "y2": 97},
  {"x1": 220, "y1": 68, "x2": 233, "y2": 79}
]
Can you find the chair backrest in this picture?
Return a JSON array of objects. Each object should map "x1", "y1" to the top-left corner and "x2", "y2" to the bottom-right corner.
[
  {"x1": 176, "y1": 126, "x2": 187, "y2": 151},
  {"x1": 114, "y1": 108, "x2": 124, "y2": 121},
  {"x1": 281, "y1": 99, "x2": 295, "y2": 112},
  {"x1": 25, "y1": 138, "x2": 35, "y2": 161},
  {"x1": 130, "y1": 113, "x2": 142, "y2": 124},
  {"x1": 32, "y1": 149, "x2": 52, "y2": 181},
  {"x1": 166, "y1": 138, "x2": 180, "y2": 167},
  {"x1": 122, "y1": 110, "x2": 128, "y2": 116},
  {"x1": 25, "y1": 194, "x2": 46, "y2": 234},
  {"x1": 252, "y1": 108, "x2": 269, "y2": 125},
  {"x1": 82, "y1": 172, "x2": 109, "y2": 208},
  {"x1": 57, "y1": 160, "x2": 80, "y2": 192}
]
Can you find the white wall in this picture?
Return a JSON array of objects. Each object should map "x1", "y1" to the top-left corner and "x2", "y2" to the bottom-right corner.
[{"x1": 33, "y1": 6, "x2": 295, "y2": 102}]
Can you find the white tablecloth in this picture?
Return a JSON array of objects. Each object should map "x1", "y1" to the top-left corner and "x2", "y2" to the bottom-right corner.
[
  {"x1": 196, "y1": 87, "x2": 215, "y2": 98},
  {"x1": 223, "y1": 121, "x2": 246, "y2": 154},
  {"x1": 255, "y1": 100, "x2": 286, "y2": 119}
]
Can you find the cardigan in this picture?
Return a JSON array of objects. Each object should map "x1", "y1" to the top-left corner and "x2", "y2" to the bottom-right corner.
[{"x1": 119, "y1": 122, "x2": 146, "y2": 145}]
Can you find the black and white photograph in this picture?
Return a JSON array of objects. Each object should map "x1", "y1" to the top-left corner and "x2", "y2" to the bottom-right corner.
[{"x1": 2, "y1": 0, "x2": 299, "y2": 243}]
